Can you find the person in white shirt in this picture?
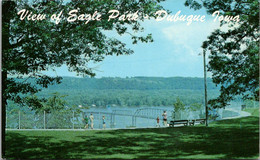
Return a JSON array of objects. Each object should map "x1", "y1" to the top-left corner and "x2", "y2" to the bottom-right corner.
[
  {"x1": 162, "y1": 111, "x2": 167, "y2": 126},
  {"x1": 89, "y1": 113, "x2": 94, "y2": 129}
]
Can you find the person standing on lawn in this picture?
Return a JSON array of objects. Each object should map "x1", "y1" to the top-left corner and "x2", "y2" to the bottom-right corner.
[
  {"x1": 83, "y1": 115, "x2": 89, "y2": 129},
  {"x1": 90, "y1": 113, "x2": 94, "y2": 129},
  {"x1": 156, "y1": 115, "x2": 160, "y2": 127},
  {"x1": 102, "y1": 115, "x2": 106, "y2": 129},
  {"x1": 162, "y1": 111, "x2": 167, "y2": 126}
]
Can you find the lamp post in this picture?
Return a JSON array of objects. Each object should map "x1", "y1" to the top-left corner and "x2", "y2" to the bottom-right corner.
[{"x1": 203, "y1": 50, "x2": 208, "y2": 127}]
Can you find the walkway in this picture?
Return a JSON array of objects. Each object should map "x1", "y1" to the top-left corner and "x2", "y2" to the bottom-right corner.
[{"x1": 222, "y1": 108, "x2": 251, "y2": 120}]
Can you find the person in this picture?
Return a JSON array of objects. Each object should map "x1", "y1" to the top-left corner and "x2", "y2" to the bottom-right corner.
[
  {"x1": 83, "y1": 115, "x2": 89, "y2": 129},
  {"x1": 89, "y1": 113, "x2": 94, "y2": 129},
  {"x1": 102, "y1": 115, "x2": 106, "y2": 129},
  {"x1": 156, "y1": 115, "x2": 160, "y2": 127},
  {"x1": 162, "y1": 111, "x2": 167, "y2": 126}
]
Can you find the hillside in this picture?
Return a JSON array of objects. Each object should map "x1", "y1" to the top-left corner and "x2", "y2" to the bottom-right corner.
[
  {"x1": 36, "y1": 77, "x2": 220, "y2": 107},
  {"x1": 46, "y1": 76, "x2": 219, "y2": 90}
]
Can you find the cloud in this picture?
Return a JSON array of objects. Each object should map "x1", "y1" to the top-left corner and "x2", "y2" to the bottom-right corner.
[
  {"x1": 160, "y1": 21, "x2": 220, "y2": 63},
  {"x1": 162, "y1": 21, "x2": 219, "y2": 48}
]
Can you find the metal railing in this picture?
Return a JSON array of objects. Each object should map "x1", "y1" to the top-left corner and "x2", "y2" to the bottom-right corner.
[
  {"x1": 6, "y1": 108, "x2": 175, "y2": 129},
  {"x1": 6, "y1": 110, "x2": 83, "y2": 129}
]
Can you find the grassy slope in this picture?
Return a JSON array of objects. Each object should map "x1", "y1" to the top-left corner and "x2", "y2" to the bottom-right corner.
[
  {"x1": 244, "y1": 108, "x2": 259, "y2": 117},
  {"x1": 5, "y1": 116, "x2": 259, "y2": 159}
]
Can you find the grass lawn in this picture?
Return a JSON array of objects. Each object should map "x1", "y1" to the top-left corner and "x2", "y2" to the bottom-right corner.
[
  {"x1": 5, "y1": 116, "x2": 259, "y2": 159},
  {"x1": 244, "y1": 108, "x2": 259, "y2": 117}
]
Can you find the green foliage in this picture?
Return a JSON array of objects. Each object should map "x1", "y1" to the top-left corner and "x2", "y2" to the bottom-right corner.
[
  {"x1": 189, "y1": 103, "x2": 203, "y2": 112},
  {"x1": 28, "y1": 77, "x2": 220, "y2": 107},
  {"x1": 39, "y1": 89, "x2": 219, "y2": 107},
  {"x1": 3, "y1": 0, "x2": 165, "y2": 108},
  {"x1": 47, "y1": 76, "x2": 219, "y2": 90},
  {"x1": 6, "y1": 93, "x2": 84, "y2": 129},
  {"x1": 39, "y1": 92, "x2": 67, "y2": 113},
  {"x1": 185, "y1": 0, "x2": 259, "y2": 108},
  {"x1": 173, "y1": 97, "x2": 185, "y2": 112},
  {"x1": 173, "y1": 97, "x2": 185, "y2": 119},
  {"x1": 39, "y1": 93, "x2": 84, "y2": 129}
]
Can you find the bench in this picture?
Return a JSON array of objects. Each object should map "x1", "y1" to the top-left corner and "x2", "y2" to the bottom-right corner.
[
  {"x1": 169, "y1": 120, "x2": 189, "y2": 127},
  {"x1": 189, "y1": 119, "x2": 206, "y2": 126}
]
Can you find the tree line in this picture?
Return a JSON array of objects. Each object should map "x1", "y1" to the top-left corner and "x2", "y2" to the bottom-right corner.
[{"x1": 26, "y1": 76, "x2": 221, "y2": 107}]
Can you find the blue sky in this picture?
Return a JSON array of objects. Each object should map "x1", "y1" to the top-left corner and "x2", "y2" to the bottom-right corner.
[{"x1": 45, "y1": 0, "x2": 221, "y2": 78}]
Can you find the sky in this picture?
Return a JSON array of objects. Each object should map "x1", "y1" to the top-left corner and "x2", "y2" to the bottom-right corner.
[{"x1": 44, "y1": 0, "x2": 222, "y2": 78}]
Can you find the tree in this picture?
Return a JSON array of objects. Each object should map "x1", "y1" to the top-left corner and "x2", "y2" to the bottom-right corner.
[
  {"x1": 2, "y1": 0, "x2": 165, "y2": 156},
  {"x1": 38, "y1": 92, "x2": 67, "y2": 114},
  {"x1": 185, "y1": 0, "x2": 259, "y2": 108},
  {"x1": 38, "y1": 93, "x2": 78, "y2": 129},
  {"x1": 189, "y1": 103, "x2": 203, "y2": 112},
  {"x1": 173, "y1": 97, "x2": 185, "y2": 120}
]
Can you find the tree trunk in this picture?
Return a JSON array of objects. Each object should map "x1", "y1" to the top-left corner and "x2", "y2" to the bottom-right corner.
[
  {"x1": 2, "y1": 1, "x2": 15, "y2": 157},
  {"x1": 1, "y1": 71, "x2": 7, "y2": 157}
]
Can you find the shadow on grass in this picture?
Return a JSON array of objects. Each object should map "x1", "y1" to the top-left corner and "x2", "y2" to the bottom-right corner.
[{"x1": 5, "y1": 116, "x2": 259, "y2": 159}]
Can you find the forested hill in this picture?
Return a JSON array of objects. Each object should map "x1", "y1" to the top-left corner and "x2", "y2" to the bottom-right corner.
[
  {"x1": 34, "y1": 77, "x2": 220, "y2": 107},
  {"x1": 46, "y1": 77, "x2": 219, "y2": 90}
]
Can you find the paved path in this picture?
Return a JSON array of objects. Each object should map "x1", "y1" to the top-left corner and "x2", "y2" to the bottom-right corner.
[{"x1": 222, "y1": 108, "x2": 251, "y2": 120}]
